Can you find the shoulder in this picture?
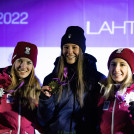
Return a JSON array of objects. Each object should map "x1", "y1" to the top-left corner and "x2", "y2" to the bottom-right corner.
[
  {"x1": 83, "y1": 53, "x2": 106, "y2": 81},
  {"x1": 127, "y1": 83, "x2": 134, "y2": 93},
  {"x1": 84, "y1": 53, "x2": 97, "y2": 64},
  {"x1": 83, "y1": 53, "x2": 97, "y2": 73},
  {"x1": 129, "y1": 83, "x2": 134, "y2": 89},
  {"x1": 0, "y1": 66, "x2": 12, "y2": 90},
  {"x1": 43, "y1": 57, "x2": 59, "y2": 86},
  {"x1": 0, "y1": 66, "x2": 12, "y2": 74},
  {"x1": 43, "y1": 72, "x2": 56, "y2": 86},
  {"x1": 96, "y1": 71, "x2": 106, "y2": 82}
]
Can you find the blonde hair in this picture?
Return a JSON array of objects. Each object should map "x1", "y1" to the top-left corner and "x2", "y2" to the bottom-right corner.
[
  {"x1": 8, "y1": 64, "x2": 41, "y2": 110},
  {"x1": 56, "y1": 49, "x2": 84, "y2": 107},
  {"x1": 101, "y1": 64, "x2": 133, "y2": 99}
]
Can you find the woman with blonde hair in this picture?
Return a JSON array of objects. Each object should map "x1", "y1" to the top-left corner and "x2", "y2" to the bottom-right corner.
[
  {"x1": 98, "y1": 48, "x2": 134, "y2": 134},
  {"x1": 0, "y1": 41, "x2": 42, "y2": 134}
]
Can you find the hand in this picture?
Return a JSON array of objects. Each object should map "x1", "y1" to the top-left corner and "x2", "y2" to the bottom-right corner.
[
  {"x1": 41, "y1": 86, "x2": 52, "y2": 97},
  {"x1": 128, "y1": 101, "x2": 134, "y2": 120}
]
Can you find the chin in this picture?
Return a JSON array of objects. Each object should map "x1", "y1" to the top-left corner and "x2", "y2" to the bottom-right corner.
[
  {"x1": 67, "y1": 60, "x2": 76, "y2": 64},
  {"x1": 67, "y1": 62, "x2": 75, "y2": 64},
  {"x1": 19, "y1": 75, "x2": 28, "y2": 79}
]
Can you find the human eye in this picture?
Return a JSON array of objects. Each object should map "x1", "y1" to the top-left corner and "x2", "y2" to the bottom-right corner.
[
  {"x1": 120, "y1": 63, "x2": 126, "y2": 67},
  {"x1": 110, "y1": 62, "x2": 116, "y2": 67},
  {"x1": 27, "y1": 61, "x2": 32, "y2": 65},
  {"x1": 63, "y1": 45, "x2": 68, "y2": 49},
  {"x1": 73, "y1": 46, "x2": 77, "y2": 49},
  {"x1": 73, "y1": 45, "x2": 78, "y2": 49},
  {"x1": 17, "y1": 59, "x2": 23, "y2": 63}
]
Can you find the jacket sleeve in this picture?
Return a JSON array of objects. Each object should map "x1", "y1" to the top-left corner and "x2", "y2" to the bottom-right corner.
[
  {"x1": 37, "y1": 92, "x2": 55, "y2": 127},
  {"x1": 0, "y1": 66, "x2": 12, "y2": 90},
  {"x1": 37, "y1": 72, "x2": 56, "y2": 127}
]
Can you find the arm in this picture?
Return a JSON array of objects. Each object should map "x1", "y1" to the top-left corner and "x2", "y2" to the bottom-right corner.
[{"x1": 37, "y1": 87, "x2": 55, "y2": 127}]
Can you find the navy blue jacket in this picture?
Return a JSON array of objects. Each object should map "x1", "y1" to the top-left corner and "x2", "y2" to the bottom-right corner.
[{"x1": 37, "y1": 53, "x2": 105, "y2": 134}]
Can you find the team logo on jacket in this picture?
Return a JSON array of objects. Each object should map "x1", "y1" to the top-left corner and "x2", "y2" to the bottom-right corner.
[
  {"x1": 103, "y1": 101, "x2": 110, "y2": 110},
  {"x1": 7, "y1": 94, "x2": 13, "y2": 103}
]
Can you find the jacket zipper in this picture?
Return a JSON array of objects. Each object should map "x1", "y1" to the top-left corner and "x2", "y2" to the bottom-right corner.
[
  {"x1": 17, "y1": 101, "x2": 21, "y2": 134},
  {"x1": 111, "y1": 97, "x2": 117, "y2": 134}
]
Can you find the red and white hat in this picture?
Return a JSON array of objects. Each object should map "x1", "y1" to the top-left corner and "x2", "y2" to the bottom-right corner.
[
  {"x1": 12, "y1": 41, "x2": 38, "y2": 67},
  {"x1": 108, "y1": 48, "x2": 134, "y2": 73}
]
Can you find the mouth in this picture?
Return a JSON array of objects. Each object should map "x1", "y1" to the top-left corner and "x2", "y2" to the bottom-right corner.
[
  {"x1": 18, "y1": 69, "x2": 28, "y2": 74},
  {"x1": 19, "y1": 70, "x2": 27, "y2": 72},
  {"x1": 66, "y1": 55, "x2": 76, "y2": 59},
  {"x1": 113, "y1": 73, "x2": 122, "y2": 77}
]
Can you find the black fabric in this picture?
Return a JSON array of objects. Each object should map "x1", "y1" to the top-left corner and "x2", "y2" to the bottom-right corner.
[
  {"x1": 129, "y1": 101, "x2": 134, "y2": 120},
  {"x1": 39, "y1": 53, "x2": 106, "y2": 134},
  {"x1": 61, "y1": 26, "x2": 86, "y2": 53},
  {"x1": 0, "y1": 66, "x2": 12, "y2": 75}
]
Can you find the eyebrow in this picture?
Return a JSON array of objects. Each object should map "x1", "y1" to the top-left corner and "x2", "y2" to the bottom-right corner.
[
  {"x1": 111, "y1": 61, "x2": 126, "y2": 64},
  {"x1": 64, "y1": 44, "x2": 77, "y2": 47}
]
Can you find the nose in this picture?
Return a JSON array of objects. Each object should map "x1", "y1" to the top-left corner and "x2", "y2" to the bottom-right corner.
[
  {"x1": 67, "y1": 47, "x2": 73, "y2": 54},
  {"x1": 20, "y1": 61, "x2": 27, "y2": 69},
  {"x1": 114, "y1": 64, "x2": 120, "y2": 72}
]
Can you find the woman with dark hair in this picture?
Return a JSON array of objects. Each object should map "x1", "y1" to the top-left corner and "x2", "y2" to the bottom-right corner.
[
  {"x1": 37, "y1": 26, "x2": 105, "y2": 134},
  {"x1": 0, "y1": 41, "x2": 42, "y2": 134}
]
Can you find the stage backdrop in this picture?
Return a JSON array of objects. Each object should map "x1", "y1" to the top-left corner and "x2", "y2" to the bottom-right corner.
[{"x1": 0, "y1": 0, "x2": 134, "y2": 84}]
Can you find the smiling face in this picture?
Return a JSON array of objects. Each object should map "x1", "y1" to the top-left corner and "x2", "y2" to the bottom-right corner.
[
  {"x1": 109, "y1": 58, "x2": 129, "y2": 84},
  {"x1": 14, "y1": 57, "x2": 33, "y2": 79},
  {"x1": 62, "y1": 43, "x2": 80, "y2": 64}
]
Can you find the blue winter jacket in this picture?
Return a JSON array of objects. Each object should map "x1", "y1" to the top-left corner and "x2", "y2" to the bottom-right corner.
[{"x1": 37, "y1": 53, "x2": 106, "y2": 134}]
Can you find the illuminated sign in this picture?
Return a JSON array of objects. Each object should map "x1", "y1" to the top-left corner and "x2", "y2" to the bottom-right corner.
[
  {"x1": 86, "y1": 21, "x2": 134, "y2": 34},
  {"x1": 0, "y1": 12, "x2": 28, "y2": 24}
]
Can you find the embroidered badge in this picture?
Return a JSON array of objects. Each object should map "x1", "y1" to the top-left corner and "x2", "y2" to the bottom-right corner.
[
  {"x1": 68, "y1": 34, "x2": 71, "y2": 39},
  {"x1": 7, "y1": 94, "x2": 13, "y2": 103},
  {"x1": 103, "y1": 101, "x2": 110, "y2": 110},
  {"x1": 116, "y1": 48, "x2": 124, "y2": 53},
  {"x1": 24, "y1": 47, "x2": 31, "y2": 55}
]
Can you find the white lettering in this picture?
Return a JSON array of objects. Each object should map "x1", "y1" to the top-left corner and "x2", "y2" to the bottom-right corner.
[
  {"x1": 86, "y1": 21, "x2": 134, "y2": 35},
  {"x1": 98, "y1": 21, "x2": 112, "y2": 34},
  {"x1": 0, "y1": 12, "x2": 28, "y2": 24}
]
